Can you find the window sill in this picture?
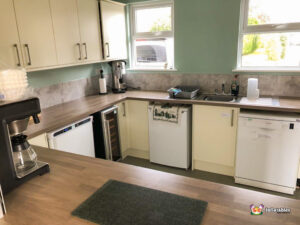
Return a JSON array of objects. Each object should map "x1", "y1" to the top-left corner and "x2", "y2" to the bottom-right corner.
[
  {"x1": 127, "y1": 68, "x2": 178, "y2": 72},
  {"x1": 233, "y1": 67, "x2": 300, "y2": 73}
]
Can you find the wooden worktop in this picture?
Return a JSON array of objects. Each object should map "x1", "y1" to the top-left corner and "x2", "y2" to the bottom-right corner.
[
  {"x1": 1, "y1": 146, "x2": 299, "y2": 225},
  {"x1": 26, "y1": 91, "x2": 300, "y2": 138}
]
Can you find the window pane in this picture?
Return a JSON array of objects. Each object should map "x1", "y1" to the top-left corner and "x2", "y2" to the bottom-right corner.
[
  {"x1": 135, "y1": 7, "x2": 172, "y2": 33},
  {"x1": 248, "y1": 0, "x2": 300, "y2": 25},
  {"x1": 242, "y1": 32, "x2": 300, "y2": 67},
  {"x1": 135, "y1": 38, "x2": 173, "y2": 68}
]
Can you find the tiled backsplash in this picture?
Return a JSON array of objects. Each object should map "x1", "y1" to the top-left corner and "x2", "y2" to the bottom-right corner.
[
  {"x1": 32, "y1": 73, "x2": 300, "y2": 109},
  {"x1": 125, "y1": 73, "x2": 300, "y2": 97},
  {"x1": 31, "y1": 74, "x2": 111, "y2": 109}
]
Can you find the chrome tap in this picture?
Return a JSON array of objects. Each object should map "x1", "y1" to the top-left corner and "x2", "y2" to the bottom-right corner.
[{"x1": 221, "y1": 83, "x2": 225, "y2": 95}]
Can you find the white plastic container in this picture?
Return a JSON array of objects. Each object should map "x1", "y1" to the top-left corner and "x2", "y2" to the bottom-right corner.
[{"x1": 247, "y1": 78, "x2": 259, "y2": 100}]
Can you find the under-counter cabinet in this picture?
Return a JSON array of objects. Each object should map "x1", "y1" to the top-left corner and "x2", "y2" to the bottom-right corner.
[
  {"x1": 100, "y1": 0, "x2": 127, "y2": 60},
  {"x1": 0, "y1": 0, "x2": 22, "y2": 69},
  {"x1": 117, "y1": 100, "x2": 149, "y2": 159},
  {"x1": 116, "y1": 101, "x2": 129, "y2": 157},
  {"x1": 28, "y1": 133, "x2": 49, "y2": 149},
  {"x1": 192, "y1": 105, "x2": 239, "y2": 176},
  {"x1": 14, "y1": 0, "x2": 58, "y2": 69},
  {"x1": 50, "y1": 0, "x2": 102, "y2": 65}
]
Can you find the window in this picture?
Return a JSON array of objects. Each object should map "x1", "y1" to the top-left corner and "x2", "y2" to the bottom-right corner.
[
  {"x1": 130, "y1": 1, "x2": 174, "y2": 70},
  {"x1": 237, "y1": 0, "x2": 300, "y2": 70}
]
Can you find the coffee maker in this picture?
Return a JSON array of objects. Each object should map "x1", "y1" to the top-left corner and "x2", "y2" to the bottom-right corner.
[
  {"x1": 111, "y1": 61, "x2": 127, "y2": 93},
  {"x1": 0, "y1": 98, "x2": 49, "y2": 194}
]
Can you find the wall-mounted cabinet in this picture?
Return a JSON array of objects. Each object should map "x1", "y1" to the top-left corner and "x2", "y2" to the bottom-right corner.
[
  {"x1": 100, "y1": 0, "x2": 127, "y2": 60},
  {"x1": 50, "y1": 0, "x2": 82, "y2": 65},
  {"x1": 14, "y1": 0, "x2": 58, "y2": 69},
  {"x1": 0, "y1": 0, "x2": 127, "y2": 71},
  {"x1": 50, "y1": 0, "x2": 102, "y2": 65},
  {"x1": 77, "y1": 0, "x2": 103, "y2": 62},
  {"x1": 0, "y1": 0, "x2": 23, "y2": 69}
]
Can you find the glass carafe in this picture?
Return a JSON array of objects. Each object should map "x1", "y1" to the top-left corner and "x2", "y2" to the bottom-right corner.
[{"x1": 11, "y1": 135, "x2": 37, "y2": 176}]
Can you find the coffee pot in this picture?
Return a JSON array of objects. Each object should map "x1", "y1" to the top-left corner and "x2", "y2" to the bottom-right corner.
[{"x1": 0, "y1": 98, "x2": 49, "y2": 194}]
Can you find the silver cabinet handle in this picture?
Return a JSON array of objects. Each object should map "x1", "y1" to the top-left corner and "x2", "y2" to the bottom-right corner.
[
  {"x1": 77, "y1": 43, "x2": 82, "y2": 60},
  {"x1": 105, "y1": 120, "x2": 113, "y2": 160},
  {"x1": 83, "y1": 43, "x2": 88, "y2": 59},
  {"x1": 122, "y1": 102, "x2": 126, "y2": 117},
  {"x1": 13, "y1": 44, "x2": 21, "y2": 66},
  {"x1": 24, "y1": 44, "x2": 31, "y2": 66},
  {"x1": 231, "y1": 109, "x2": 234, "y2": 127},
  {"x1": 105, "y1": 42, "x2": 110, "y2": 58}
]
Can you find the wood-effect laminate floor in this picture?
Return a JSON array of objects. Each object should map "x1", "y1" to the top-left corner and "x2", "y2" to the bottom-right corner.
[{"x1": 121, "y1": 156, "x2": 300, "y2": 200}]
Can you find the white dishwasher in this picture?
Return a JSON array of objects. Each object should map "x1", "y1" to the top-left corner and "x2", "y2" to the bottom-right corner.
[
  {"x1": 47, "y1": 116, "x2": 95, "y2": 157},
  {"x1": 235, "y1": 111, "x2": 300, "y2": 194},
  {"x1": 148, "y1": 104, "x2": 191, "y2": 169}
]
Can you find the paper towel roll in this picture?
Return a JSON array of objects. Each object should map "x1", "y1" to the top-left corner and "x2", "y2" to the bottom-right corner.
[
  {"x1": 247, "y1": 78, "x2": 259, "y2": 100},
  {"x1": 99, "y1": 78, "x2": 107, "y2": 94}
]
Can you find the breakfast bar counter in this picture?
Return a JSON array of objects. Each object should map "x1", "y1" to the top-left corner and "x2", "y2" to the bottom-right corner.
[
  {"x1": 0, "y1": 146, "x2": 299, "y2": 225},
  {"x1": 26, "y1": 91, "x2": 300, "y2": 138}
]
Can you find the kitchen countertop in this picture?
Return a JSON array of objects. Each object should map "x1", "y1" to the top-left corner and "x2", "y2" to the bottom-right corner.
[
  {"x1": 1, "y1": 146, "x2": 299, "y2": 225},
  {"x1": 26, "y1": 91, "x2": 300, "y2": 138}
]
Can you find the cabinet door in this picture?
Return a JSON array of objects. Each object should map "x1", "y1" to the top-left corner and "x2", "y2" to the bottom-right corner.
[
  {"x1": 127, "y1": 100, "x2": 149, "y2": 153},
  {"x1": 28, "y1": 133, "x2": 49, "y2": 148},
  {"x1": 50, "y1": 0, "x2": 81, "y2": 64},
  {"x1": 193, "y1": 105, "x2": 239, "y2": 175},
  {"x1": 77, "y1": 0, "x2": 102, "y2": 62},
  {"x1": 116, "y1": 101, "x2": 129, "y2": 157},
  {"x1": 0, "y1": 0, "x2": 23, "y2": 69},
  {"x1": 100, "y1": 0, "x2": 127, "y2": 60},
  {"x1": 14, "y1": 0, "x2": 57, "y2": 69}
]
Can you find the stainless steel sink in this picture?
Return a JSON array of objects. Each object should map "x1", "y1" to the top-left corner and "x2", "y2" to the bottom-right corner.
[{"x1": 202, "y1": 95, "x2": 237, "y2": 102}]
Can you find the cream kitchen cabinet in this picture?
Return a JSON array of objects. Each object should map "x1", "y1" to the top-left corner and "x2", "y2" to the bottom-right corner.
[
  {"x1": 77, "y1": 0, "x2": 102, "y2": 62},
  {"x1": 50, "y1": 0, "x2": 82, "y2": 65},
  {"x1": 100, "y1": 0, "x2": 127, "y2": 60},
  {"x1": 0, "y1": 0, "x2": 23, "y2": 69},
  {"x1": 28, "y1": 133, "x2": 49, "y2": 149},
  {"x1": 116, "y1": 101, "x2": 129, "y2": 158},
  {"x1": 117, "y1": 100, "x2": 149, "y2": 159},
  {"x1": 50, "y1": 0, "x2": 102, "y2": 65},
  {"x1": 192, "y1": 105, "x2": 239, "y2": 176},
  {"x1": 14, "y1": 0, "x2": 58, "y2": 69}
]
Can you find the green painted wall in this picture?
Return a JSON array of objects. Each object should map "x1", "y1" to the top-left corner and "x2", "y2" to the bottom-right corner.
[
  {"x1": 120, "y1": 0, "x2": 241, "y2": 74},
  {"x1": 28, "y1": 62, "x2": 111, "y2": 88},
  {"x1": 28, "y1": 0, "x2": 241, "y2": 88}
]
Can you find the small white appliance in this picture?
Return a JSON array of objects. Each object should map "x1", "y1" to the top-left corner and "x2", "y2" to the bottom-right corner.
[
  {"x1": 47, "y1": 117, "x2": 95, "y2": 157},
  {"x1": 148, "y1": 104, "x2": 191, "y2": 169},
  {"x1": 247, "y1": 78, "x2": 259, "y2": 100},
  {"x1": 235, "y1": 111, "x2": 300, "y2": 194}
]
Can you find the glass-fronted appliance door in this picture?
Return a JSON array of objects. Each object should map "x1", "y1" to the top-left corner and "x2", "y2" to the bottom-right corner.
[{"x1": 101, "y1": 106, "x2": 122, "y2": 161}]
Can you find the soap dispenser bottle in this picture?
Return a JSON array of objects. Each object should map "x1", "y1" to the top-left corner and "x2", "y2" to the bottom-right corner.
[{"x1": 231, "y1": 74, "x2": 240, "y2": 97}]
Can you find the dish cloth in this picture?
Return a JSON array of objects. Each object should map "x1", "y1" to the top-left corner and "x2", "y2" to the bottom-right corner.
[{"x1": 153, "y1": 104, "x2": 180, "y2": 123}]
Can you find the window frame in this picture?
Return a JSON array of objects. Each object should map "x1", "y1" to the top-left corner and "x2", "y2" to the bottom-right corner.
[
  {"x1": 236, "y1": 0, "x2": 300, "y2": 71},
  {"x1": 129, "y1": 0, "x2": 175, "y2": 70}
]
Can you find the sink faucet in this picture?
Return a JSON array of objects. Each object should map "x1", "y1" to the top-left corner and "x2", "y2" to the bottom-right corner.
[{"x1": 221, "y1": 83, "x2": 225, "y2": 95}]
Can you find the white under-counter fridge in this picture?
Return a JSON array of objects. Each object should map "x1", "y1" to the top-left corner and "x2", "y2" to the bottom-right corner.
[
  {"x1": 47, "y1": 116, "x2": 95, "y2": 157},
  {"x1": 148, "y1": 104, "x2": 192, "y2": 169},
  {"x1": 235, "y1": 111, "x2": 300, "y2": 195}
]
